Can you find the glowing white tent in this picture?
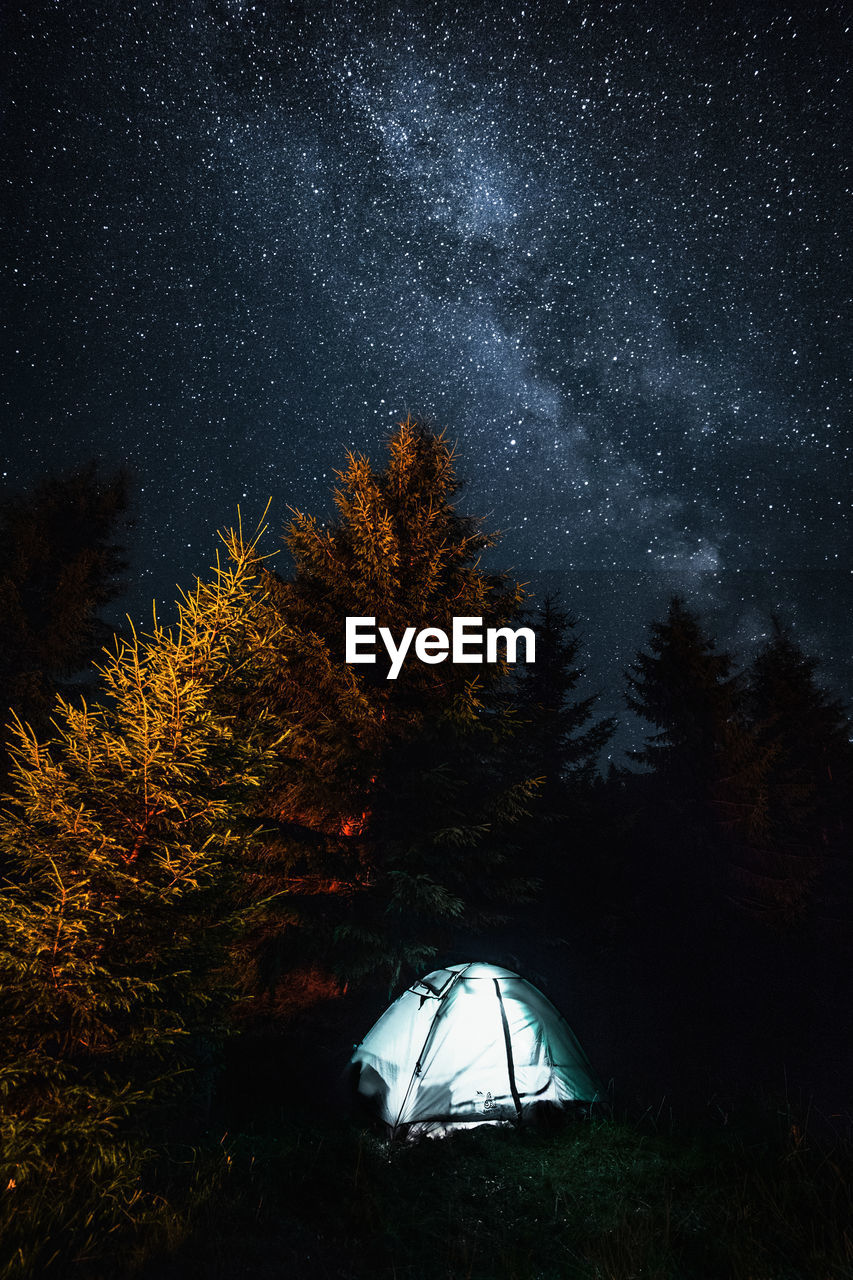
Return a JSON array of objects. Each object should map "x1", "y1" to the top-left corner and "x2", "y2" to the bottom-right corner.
[{"x1": 350, "y1": 962, "x2": 600, "y2": 1138}]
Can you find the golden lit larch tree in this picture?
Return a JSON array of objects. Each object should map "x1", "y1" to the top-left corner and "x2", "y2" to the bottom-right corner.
[{"x1": 0, "y1": 523, "x2": 282, "y2": 1253}]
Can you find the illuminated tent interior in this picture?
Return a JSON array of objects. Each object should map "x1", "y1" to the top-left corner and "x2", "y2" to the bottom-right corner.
[{"x1": 350, "y1": 962, "x2": 600, "y2": 1138}]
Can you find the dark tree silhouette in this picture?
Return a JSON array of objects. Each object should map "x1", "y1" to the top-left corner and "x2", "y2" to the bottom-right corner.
[
  {"x1": 0, "y1": 463, "x2": 130, "y2": 751},
  {"x1": 508, "y1": 595, "x2": 617, "y2": 932},
  {"x1": 750, "y1": 621, "x2": 852, "y2": 849},
  {"x1": 626, "y1": 597, "x2": 740, "y2": 807},
  {"x1": 625, "y1": 596, "x2": 775, "y2": 910},
  {"x1": 515, "y1": 594, "x2": 614, "y2": 806},
  {"x1": 731, "y1": 621, "x2": 853, "y2": 922}
]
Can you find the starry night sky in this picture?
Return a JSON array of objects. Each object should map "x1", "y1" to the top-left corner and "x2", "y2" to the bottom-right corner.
[{"x1": 3, "y1": 1, "x2": 851, "y2": 753}]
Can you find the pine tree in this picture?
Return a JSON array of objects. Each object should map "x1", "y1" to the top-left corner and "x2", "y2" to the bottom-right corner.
[
  {"x1": 250, "y1": 418, "x2": 537, "y2": 989},
  {"x1": 731, "y1": 621, "x2": 853, "y2": 921},
  {"x1": 0, "y1": 523, "x2": 282, "y2": 1252},
  {"x1": 515, "y1": 595, "x2": 614, "y2": 806},
  {"x1": 750, "y1": 622, "x2": 852, "y2": 847},
  {"x1": 0, "y1": 463, "x2": 129, "y2": 753},
  {"x1": 510, "y1": 595, "x2": 616, "y2": 925},
  {"x1": 625, "y1": 596, "x2": 773, "y2": 902},
  {"x1": 626, "y1": 597, "x2": 739, "y2": 807}
]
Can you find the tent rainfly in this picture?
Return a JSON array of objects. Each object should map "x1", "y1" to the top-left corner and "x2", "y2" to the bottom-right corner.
[{"x1": 350, "y1": 962, "x2": 600, "y2": 1138}]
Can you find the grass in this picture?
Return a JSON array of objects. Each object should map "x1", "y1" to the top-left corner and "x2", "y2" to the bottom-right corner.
[{"x1": 3, "y1": 1096, "x2": 852, "y2": 1278}]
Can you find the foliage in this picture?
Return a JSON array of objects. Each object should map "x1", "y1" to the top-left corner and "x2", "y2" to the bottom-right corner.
[
  {"x1": 622, "y1": 596, "x2": 770, "y2": 942},
  {"x1": 68, "y1": 1106, "x2": 853, "y2": 1280},
  {"x1": 0, "y1": 522, "x2": 283, "y2": 1275},
  {"x1": 749, "y1": 621, "x2": 852, "y2": 849},
  {"x1": 626, "y1": 597, "x2": 773, "y2": 871},
  {"x1": 506, "y1": 595, "x2": 617, "y2": 924},
  {"x1": 0, "y1": 463, "x2": 130, "y2": 756},
  {"x1": 731, "y1": 621, "x2": 853, "y2": 922},
  {"x1": 626, "y1": 597, "x2": 743, "y2": 807},
  {"x1": 248, "y1": 418, "x2": 538, "y2": 990},
  {"x1": 514, "y1": 594, "x2": 614, "y2": 803},
  {"x1": 624, "y1": 597, "x2": 853, "y2": 925}
]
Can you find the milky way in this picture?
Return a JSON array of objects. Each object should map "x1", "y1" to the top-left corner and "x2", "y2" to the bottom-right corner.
[{"x1": 3, "y1": 1, "x2": 851, "y2": 750}]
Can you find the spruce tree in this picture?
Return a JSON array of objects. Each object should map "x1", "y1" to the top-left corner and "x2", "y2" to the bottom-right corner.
[
  {"x1": 515, "y1": 595, "x2": 614, "y2": 806},
  {"x1": 626, "y1": 597, "x2": 738, "y2": 808},
  {"x1": 0, "y1": 463, "x2": 129, "y2": 754},
  {"x1": 252, "y1": 418, "x2": 537, "y2": 988},
  {"x1": 733, "y1": 622, "x2": 853, "y2": 921},
  {"x1": 625, "y1": 596, "x2": 772, "y2": 900},
  {"x1": 0, "y1": 524, "x2": 281, "y2": 1255},
  {"x1": 511, "y1": 595, "x2": 616, "y2": 923},
  {"x1": 750, "y1": 622, "x2": 852, "y2": 847}
]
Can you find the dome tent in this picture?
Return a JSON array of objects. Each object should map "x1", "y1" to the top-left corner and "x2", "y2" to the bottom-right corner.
[{"x1": 350, "y1": 962, "x2": 600, "y2": 1138}]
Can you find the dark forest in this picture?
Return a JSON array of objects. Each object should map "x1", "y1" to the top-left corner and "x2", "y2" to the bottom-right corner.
[{"x1": 1, "y1": 425, "x2": 851, "y2": 1278}]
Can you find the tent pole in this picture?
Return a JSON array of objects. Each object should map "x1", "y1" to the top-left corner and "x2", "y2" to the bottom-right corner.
[
  {"x1": 494, "y1": 979, "x2": 524, "y2": 1123},
  {"x1": 390, "y1": 967, "x2": 469, "y2": 1137}
]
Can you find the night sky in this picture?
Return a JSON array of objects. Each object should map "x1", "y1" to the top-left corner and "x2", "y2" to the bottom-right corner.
[{"x1": 3, "y1": 1, "x2": 851, "y2": 754}]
